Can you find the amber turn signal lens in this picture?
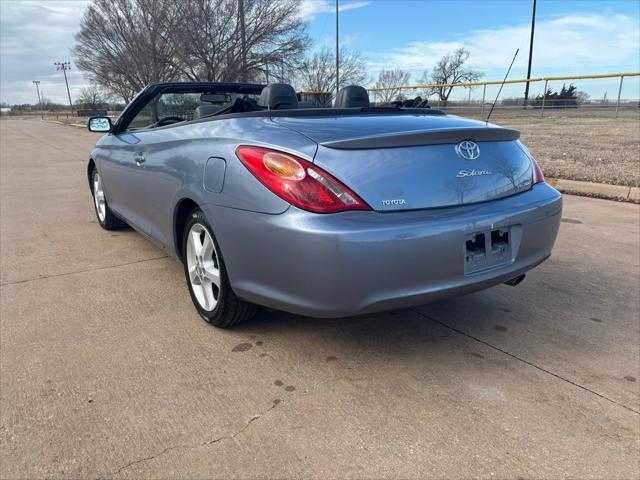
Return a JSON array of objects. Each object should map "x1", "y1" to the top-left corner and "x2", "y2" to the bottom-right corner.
[
  {"x1": 236, "y1": 145, "x2": 370, "y2": 213},
  {"x1": 262, "y1": 152, "x2": 306, "y2": 181}
]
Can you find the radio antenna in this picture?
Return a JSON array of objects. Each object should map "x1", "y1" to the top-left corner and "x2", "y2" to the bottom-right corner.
[{"x1": 485, "y1": 48, "x2": 519, "y2": 125}]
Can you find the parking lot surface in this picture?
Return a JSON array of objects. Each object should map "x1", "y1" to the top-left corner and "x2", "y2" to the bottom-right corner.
[{"x1": 1, "y1": 119, "x2": 639, "y2": 479}]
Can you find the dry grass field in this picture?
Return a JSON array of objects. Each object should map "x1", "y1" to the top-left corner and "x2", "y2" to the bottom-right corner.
[{"x1": 458, "y1": 107, "x2": 640, "y2": 187}]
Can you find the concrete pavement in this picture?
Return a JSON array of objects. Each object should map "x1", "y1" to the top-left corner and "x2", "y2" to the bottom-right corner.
[{"x1": 1, "y1": 119, "x2": 638, "y2": 479}]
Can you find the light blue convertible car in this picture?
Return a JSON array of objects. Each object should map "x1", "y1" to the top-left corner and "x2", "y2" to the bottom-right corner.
[{"x1": 87, "y1": 82, "x2": 561, "y2": 327}]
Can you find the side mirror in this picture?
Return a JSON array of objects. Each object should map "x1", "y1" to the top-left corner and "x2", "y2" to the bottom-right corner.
[{"x1": 88, "y1": 116, "x2": 112, "y2": 133}]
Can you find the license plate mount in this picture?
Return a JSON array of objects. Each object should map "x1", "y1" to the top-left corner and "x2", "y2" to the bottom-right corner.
[{"x1": 464, "y1": 227, "x2": 512, "y2": 274}]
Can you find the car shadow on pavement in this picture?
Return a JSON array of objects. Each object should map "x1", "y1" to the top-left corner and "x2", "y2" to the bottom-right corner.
[{"x1": 228, "y1": 295, "x2": 505, "y2": 366}]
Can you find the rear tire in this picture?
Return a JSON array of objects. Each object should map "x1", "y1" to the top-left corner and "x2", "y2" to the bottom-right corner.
[
  {"x1": 91, "y1": 168, "x2": 127, "y2": 230},
  {"x1": 182, "y1": 209, "x2": 257, "y2": 328}
]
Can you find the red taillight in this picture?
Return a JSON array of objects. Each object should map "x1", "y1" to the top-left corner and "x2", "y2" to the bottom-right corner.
[
  {"x1": 531, "y1": 157, "x2": 545, "y2": 184},
  {"x1": 236, "y1": 146, "x2": 370, "y2": 213}
]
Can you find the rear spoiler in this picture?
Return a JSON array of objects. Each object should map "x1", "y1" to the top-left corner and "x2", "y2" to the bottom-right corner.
[{"x1": 320, "y1": 127, "x2": 520, "y2": 150}]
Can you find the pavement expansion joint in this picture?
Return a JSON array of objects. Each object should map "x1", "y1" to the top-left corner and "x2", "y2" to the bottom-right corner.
[
  {"x1": 0, "y1": 255, "x2": 170, "y2": 287},
  {"x1": 409, "y1": 308, "x2": 640, "y2": 416}
]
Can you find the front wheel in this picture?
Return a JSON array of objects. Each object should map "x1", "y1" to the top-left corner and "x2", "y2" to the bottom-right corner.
[
  {"x1": 182, "y1": 209, "x2": 257, "y2": 328},
  {"x1": 91, "y1": 169, "x2": 127, "y2": 230}
]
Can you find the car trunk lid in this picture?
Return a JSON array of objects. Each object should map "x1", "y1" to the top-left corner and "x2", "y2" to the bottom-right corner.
[{"x1": 273, "y1": 114, "x2": 533, "y2": 211}]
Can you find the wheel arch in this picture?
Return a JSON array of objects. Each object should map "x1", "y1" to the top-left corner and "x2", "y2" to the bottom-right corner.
[
  {"x1": 87, "y1": 158, "x2": 96, "y2": 192},
  {"x1": 173, "y1": 197, "x2": 201, "y2": 261}
]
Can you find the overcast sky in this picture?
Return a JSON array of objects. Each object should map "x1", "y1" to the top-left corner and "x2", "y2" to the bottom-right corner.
[{"x1": 1, "y1": 0, "x2": 639, "y2": 105}]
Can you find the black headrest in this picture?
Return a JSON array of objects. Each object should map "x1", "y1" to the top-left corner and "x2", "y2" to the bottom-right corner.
[
  {"x1": 258, "y1": 83, "x2": 298, "y2": 109},
  {"x1": 335, "y1": 85, "x2": 370, "y2": 108}
]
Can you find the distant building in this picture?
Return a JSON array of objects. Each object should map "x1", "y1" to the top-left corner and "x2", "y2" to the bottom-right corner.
[{"x1": 0, "y1": 107, "x2": 12, "y2": 115}]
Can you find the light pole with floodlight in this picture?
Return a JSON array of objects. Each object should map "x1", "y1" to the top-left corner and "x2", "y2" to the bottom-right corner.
[
  {"x1": 32, "y1": 80, "x2": 43, "y2": 119},
  {"x1": 54, "y1": 61, "x2": 74, "y2": 115}
]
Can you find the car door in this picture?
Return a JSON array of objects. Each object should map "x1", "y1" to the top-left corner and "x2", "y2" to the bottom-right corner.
[
  {"x1": 98, "y1": 133, "x2": 151, "y2": 234},
  {"x1": 127, "y1": 92, "x2": 204, "y2": 248},
  {"x1": 98, "y1": 100, "x2": 158, "y2": 234},
  {"x1": 128, "y1": 128, "x2": 187, "y2": 249}
]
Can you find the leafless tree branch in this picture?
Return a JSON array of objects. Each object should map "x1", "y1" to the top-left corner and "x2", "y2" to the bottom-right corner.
[
  {"x1": 74, "y1": 0, "x2": 309, "y2": 100},
  {"x1": 296, "y1": 48, "x2": 367, "y2": 105},
  {"x1": 373, "y1": 68, "x2": 411, "y2": 104},
  {"x1": 424, "y1": 47, "x2": 482, "y2": 104}
]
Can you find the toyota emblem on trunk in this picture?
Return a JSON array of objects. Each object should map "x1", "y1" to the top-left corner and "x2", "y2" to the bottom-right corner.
[{"x1": 456, "y1": 140, "x2": 480, "y2": 160}]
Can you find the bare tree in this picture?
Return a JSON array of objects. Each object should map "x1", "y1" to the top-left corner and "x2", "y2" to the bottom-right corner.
[
  {"x1": 445, "y1": 177, "x2": 477, "y2": 204},
  {"x1": 39, "y1": 98, "x2": 55, "y2": 111},
  {"x1": 74, "y1": 0, "x2": 309, "y2": 100},
  {"x1": 427, "y1": 47, "x2": 482, "y2": 104},
  {"x1": 76, "y1": 84, "x2": 109, "y2": 110},
  {"x1": 372, "y1": 68, "x2": 411, "y2": 104},
  {"x1": 296, "y1": 48, "x2": 366, "y2": 105},
  {"x1": 74, "y1": 0, "x2": 184, "y2": 102},
  {"x1": 576, "y1": 90, "x2": 590, "y2": 105},
  {"x1": 174, "y1": 0, "x2": 309, "y2": 83}
]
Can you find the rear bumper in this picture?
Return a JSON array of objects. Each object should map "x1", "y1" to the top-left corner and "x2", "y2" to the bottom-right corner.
[{"x1": 204, "y1": 183, "x2": 562, "y2": 318}]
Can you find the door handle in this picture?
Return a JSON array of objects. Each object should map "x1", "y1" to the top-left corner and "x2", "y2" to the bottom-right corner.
[{"x1": 135, "y1": 152, "x2": 145, "y2": 166}]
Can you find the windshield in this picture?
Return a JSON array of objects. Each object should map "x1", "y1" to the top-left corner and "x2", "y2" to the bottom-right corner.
[{"x1": 127, "y1": 91, "x2": 262, "y2": 130}]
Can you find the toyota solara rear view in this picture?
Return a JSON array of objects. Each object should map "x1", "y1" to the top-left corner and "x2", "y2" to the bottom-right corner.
[{"x1": 86, "y1": 82, "x2": 561, "y2": 328}]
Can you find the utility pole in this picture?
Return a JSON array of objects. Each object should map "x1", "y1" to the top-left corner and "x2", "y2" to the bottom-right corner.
[
  {"x1": 32, "y1": 80, "x2": 43, "y2": 119},
  {"x1": 523, "y1": 0, "x2": 536, "y2": 108},
  {"x1": 238, "y1": 0, "x2": 247, "y2": 82},
  {"x1": 32, "y1": 80, "x2": 42, "y2": 106},
  {"x1": 335, "y1": 0, "x2": 340, "y2": 94},
  {"x1": 54, "y1": 61, "x2": 74, "y2": 114}
]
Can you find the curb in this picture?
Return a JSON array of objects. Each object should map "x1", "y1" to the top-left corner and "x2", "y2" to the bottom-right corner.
[
  {"x1": 43, "y1": 119, "x2": 86, "y2": 129},
  {"x1": 547, "y1": 178, "x2": 639, "y2": 203}
]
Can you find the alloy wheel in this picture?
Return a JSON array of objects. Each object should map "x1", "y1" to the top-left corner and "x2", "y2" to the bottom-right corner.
[
  {"x1": 186, "y1": 223, "x2": 221, "y2": 311},
  {"x1": 93, "y1": 171, "x2": 106, "y2": 222}
]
